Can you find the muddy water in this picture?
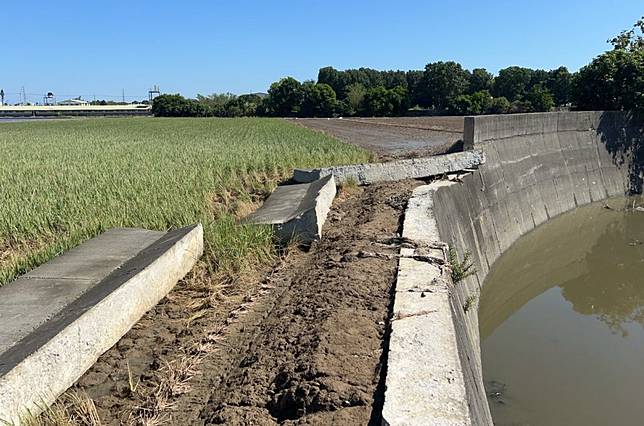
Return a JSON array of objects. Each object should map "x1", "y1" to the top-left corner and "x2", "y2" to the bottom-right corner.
[{"x1": 480, "y1": 196, "x2": 644, "y2": 426}]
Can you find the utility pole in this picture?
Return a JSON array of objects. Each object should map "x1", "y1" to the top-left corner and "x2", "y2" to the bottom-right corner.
[{"x1": 122, "y1": 88, "x2": 125, "y2": 103}]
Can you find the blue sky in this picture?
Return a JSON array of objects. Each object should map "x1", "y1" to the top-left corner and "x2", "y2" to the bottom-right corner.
[{"x1": 3, "y1": 0, "x2": 642, "y2": 103}]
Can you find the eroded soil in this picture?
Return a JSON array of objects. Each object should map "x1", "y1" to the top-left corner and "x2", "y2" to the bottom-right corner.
[{"x1": 69, "y1": 180, "x2": 419, "y2": 425}]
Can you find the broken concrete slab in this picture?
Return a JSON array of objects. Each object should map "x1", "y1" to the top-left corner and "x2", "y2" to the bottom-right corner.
[
  {"x1": 0, "y1": 225, "x2": 203, "y2": 423},
  {"x1": 244, "y1": 175, "x2": 336, "y2": 243},
  {"x1": 292, "y1": 150, "x2": 485, "y2": 185}
]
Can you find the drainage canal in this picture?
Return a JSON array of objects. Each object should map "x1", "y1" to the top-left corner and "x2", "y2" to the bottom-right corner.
[{"x1": 480, "y1": 196, "x2": 644, "y2": 426}]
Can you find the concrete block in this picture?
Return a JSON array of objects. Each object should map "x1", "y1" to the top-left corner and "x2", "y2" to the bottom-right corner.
[
  {"x1": 0, "y1": 224, "x2": 203, "y2": 423},
  {"x1": 293, "y1": 151, "x2": 485, "y2": 185},
  {"x1": 244, "y1": 175, "x2": 336, "y2": 243},
  {"x1": 382, "y1": 183, "x2": 474, "y2": 426}
]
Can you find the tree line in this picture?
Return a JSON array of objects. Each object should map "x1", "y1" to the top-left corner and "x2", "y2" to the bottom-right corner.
[{"x1": 153, "y1": 18, "x2": 643, "y2": 118}]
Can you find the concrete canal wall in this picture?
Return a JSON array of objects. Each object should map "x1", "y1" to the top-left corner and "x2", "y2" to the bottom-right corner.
[{"x1": 431, "y1": 111, "x2": 642, "y2": 424}]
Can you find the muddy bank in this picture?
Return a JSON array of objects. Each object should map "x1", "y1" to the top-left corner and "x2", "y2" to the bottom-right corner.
[{"x1": 67, "y1": 180, "x2": 418, "y2": 425}]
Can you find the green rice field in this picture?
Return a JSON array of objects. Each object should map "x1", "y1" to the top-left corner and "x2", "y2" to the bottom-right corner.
[{"x1": 0, "y1": 117, "x2": 371, "y2": 285}]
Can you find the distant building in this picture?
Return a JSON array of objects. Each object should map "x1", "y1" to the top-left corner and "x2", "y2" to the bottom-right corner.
[{"x1": 58, "y1": 98, "x2": 89, "y2": 106}]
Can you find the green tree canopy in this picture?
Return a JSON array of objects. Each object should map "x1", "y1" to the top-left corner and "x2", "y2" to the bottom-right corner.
[
  {"x1": 546, "y1": 66, "x2": 573, "y2": 105},
  {"x1": 525, "y1": 85, "x2": 555, "y2": 112},
  {"x1": 469, "y1": 68, "x2": 494, "y2": 94},
  {"x1": 420, "y1": 61, "x2": 470, "y2": 110},
  {"x1": 264, "y1": 77, "x2": 304, "y2": 117},
  {"x1": 493, "y1": 66, "x2": 534, "y2": 101},
  {"x1": 301, "y1": 83, "x2": 338, "y2": 117}
]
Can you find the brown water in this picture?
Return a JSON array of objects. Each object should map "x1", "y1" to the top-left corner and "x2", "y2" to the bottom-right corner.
[{"x1": 480, "y1": 196, "x2": 644, "y2": 426}]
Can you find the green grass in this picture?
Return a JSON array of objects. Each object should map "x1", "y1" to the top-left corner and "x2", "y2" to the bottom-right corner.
[{"x1": 0, "y1": 117, "x2": 371, "y2": 285}]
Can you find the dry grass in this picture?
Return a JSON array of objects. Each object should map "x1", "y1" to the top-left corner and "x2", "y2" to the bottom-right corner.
[
  {"x1": 13, "y1": 391, "x2": 101, "y2": 426},
  {"x1": 127, "y1": 351, "x2": 207, "y2": 425}
]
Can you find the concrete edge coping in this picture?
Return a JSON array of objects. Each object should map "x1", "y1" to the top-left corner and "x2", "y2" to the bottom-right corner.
[
  {"x1": 244, "y1": 175, "x2": 336, "y2": 244},
  {"x1": 292, "y1": 150, "x2": 486, "y2": 185},
  {"x1": 382, "y1": 182, "x2": 473, "y2": 426},
  {"x1": 0, "y1": 224, "x2": 204, "y2": 423}
]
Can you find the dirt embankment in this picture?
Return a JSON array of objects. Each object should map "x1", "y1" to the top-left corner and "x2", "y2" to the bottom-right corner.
[
  {"x1": 294, "y1": 117, "x2": 464, "y2": 160},
  {"x1": 68, "y1": 180, "x2": 419, "y2": 425}
]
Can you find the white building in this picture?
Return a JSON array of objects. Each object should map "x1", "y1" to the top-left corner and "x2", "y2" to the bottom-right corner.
[{"x1": 58, "y1": 98, "x2": 89, "y2": 106}]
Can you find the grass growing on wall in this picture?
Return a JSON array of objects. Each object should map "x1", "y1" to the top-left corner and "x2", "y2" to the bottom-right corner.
[{"x1": 0, "y1": 117, "x2": 371, "y2": 285}]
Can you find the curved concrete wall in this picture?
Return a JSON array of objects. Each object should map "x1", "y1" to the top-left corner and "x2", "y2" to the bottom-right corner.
[{"x1": 432, "y1": 111, "x2": 642, "y2": 424}]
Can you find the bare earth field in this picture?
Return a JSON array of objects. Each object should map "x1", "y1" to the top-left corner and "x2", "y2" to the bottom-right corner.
[
  {"x1": 69, "y1": 180, "x2": 419, "y2": 425},
  {"x1": 294, "y1": 116, "x2": 465, "y2": 160}
]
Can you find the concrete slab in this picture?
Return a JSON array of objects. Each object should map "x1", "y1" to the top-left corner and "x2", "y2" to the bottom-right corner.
[
  {"x1": 0, "y1": 224, "x2": 203, "y2": 423},
  {"x1": 382, "y1": 183, "x2": 473, "y2": 426},
  {"x1": 292, "y1": 150, "x2": 485, "y2": 185},
  {"x1": 244, "y1": 175, "x2": 336, "y2": 243}
]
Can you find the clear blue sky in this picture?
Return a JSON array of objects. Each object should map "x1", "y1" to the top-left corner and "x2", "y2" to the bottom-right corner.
[{"x1": 3, "y1": 0, "x2": 642, "y2": 104}]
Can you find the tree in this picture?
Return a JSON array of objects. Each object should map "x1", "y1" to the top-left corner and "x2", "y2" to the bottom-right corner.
[
  {"x1": 317, "y1": 67, "x2": 347, "y2": 97},
  {"x1": 447, "y1": 90, "x2": 493, "y2": 115},
  {"x1": 301, "y1": 83, "x2": 338, "y2": 117},
  {"x1": 362, "y1": 85, "x2": 409, "y2": 116},
  {"x1": 264, "y1": 77, "x2": 304, "y2": 117},
  {"x1": 221, "y1": 94, "x2": 263, "y2": 117},
  {"x1": 447, "y1": 95, "x2": 473, "y2": 115},
  {"x1": 405, "y1": 70, "x2": 424, "y2": 106},
  {"x1": 493, "y1": 66, "x2": 534, "y2": 101},
  {"x1": 546, "y1": 66, "x2": 572, "y2": 106},
  {"x1": 420, "y1": 61, "x2": 470, "y2": 110},
  {"x1": 525, "y1": 85, "x2": 555, "y2": 112},
  {"x1": 388, "y1": 85, "x2": 410, "y2": 115},
  {"x1": 572, "y1": 48, "x2": 644, "y2": 111},
  {"x1": 571, "y1": 17, "x2": 643, "y2": 114},
  {"x1": 529, "y1": 69, "x2": 549, "y2": 88},
  {"x1": 345, "y1": 83, "x2": 367, "y2": 114},
  {"x1": 469, "y1": 68, "x2": 494, "y2": 94},
  {"x1": 609, "y1": 16, "x2": 644, "y2": 51},
  {"x1": 152, "y1": 94, "x2": 210, "y2": 117},
  {"x1": 487, "y1": 96, "x2": 511, "y2": 114}
]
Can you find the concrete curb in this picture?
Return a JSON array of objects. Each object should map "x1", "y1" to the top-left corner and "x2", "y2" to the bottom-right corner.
[
  {"x1": 293, "y1": 151, "x2": 485, "y2": 185},
  {"x1": 0, "y1": 225, "x2": 203, "y2": 423},
  {"x1": 382, "y1": 183, "x2": 473, "y2": 426},
  {"x1": 245, "y1": 175, "x2": 336, "y2": 244}
]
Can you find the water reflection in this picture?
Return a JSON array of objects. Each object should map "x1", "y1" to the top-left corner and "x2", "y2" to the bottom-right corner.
[
  {"x1": 560, "y1": 212, "x2": 644, "y2": 336},
  {"x1": 480, "y1": 197, "x2": 644, "y2": 339},
  {"x1": 480, "y1": 196, "x2": 644, "y2": 426}
]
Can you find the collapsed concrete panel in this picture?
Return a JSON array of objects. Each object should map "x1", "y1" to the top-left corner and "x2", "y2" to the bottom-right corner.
[
  {"x1": 244, "y1": 175, "x2": 336, "y2": 243},
  {"x1": 293, "y1": 151, "x2": 485, "y2": 185},
  {"x1": 0, "y1": 225, "x2": 203, "y2": 423}
]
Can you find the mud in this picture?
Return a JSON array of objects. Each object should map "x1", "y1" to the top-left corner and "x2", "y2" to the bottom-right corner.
[
  {"x1": 68, "y1": 180, "x2": 419, "y2": 425},
  {"x1": 294, "y1": 117, "x2": 464, "y2": 160}
]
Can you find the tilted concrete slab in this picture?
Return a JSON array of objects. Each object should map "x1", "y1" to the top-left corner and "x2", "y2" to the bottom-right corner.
[
  {"x1": 292, "y1": 150, "x2": 485, "y2": 185},
  {"x1": 244, "y1": 175, "x2": 336, "y2": 243},
  {"x1": 0, "y1": 225, "x2": 203, "y2": 423},
  {"x1": 382, "y1": 182, "x2": 474, "y2": 426}
]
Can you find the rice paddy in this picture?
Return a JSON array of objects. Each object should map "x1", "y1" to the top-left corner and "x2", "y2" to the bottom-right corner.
[{"x1": 0, "y1": 117, "x2": 371, "y2": 285}]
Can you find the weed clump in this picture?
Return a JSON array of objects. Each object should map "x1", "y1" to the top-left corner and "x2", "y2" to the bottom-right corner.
[{"x1": 448, "y1": 246, "x2": 476, "y2": 283}]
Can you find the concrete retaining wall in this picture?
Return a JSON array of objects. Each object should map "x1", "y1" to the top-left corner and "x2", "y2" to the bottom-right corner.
[
  {"x1": 0, "y1": 225, "x2": 203, "y2": 423},
  {"x1": 430, "y1": 111, "x2": 642, "y2": 424}
]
